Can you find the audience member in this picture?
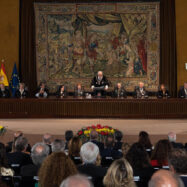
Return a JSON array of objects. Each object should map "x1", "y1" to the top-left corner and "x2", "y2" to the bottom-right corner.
[
  {"x1": 121, "y1": 143, "x2": 131, "y2": 157},
  {"x1": 42, "y1": 133, "x2": 52, "y2": 154},
  {"x1": 51, "y1": 139, "x2": 65, "y2": 153},
  {"x1": 68, "y1": 136, "x2": 82, "y2": 165},
  {"x1": 65, "y1": 130, "x2": 74, "y2": 150},
  {"x1": 0, "y1": 143, "x2": 14, "y2": 176},
  {"x1": 60, "y1": 174, "x2": 93, "y2": 187},
  {"x1": 20, "y1": 142, "x2": 50, "y2": 176},
  {"x1": 103, "y1": 158, "x2": 136, "y2": 187},
  {"x1": 90, "y1": 130, "x2": 104, "y2": 152},
  {"x1": 168, "y1": 132, "x2": 184, "y2": 149},
  {"x1": 126, "y1": 142, "x2": 155, "y2": 187},
  {"x1": 151, "y1": 139, "x2": 172, "y2": 167},
  {"x1": 169, "y1": 149, "x2": 187, "y2": 186},
  {"x1": 78, "y1": 142, "x2": 107, "y2": 187},
  {"x1": 113, "y1": 130, "x2": 123, "y2": 151},
  {"x1": 38, "y1": 152, "x2": 77, "y2": 187},
  {"x1": 148, "y1": 169, "x2": 184, "y2": 187}
]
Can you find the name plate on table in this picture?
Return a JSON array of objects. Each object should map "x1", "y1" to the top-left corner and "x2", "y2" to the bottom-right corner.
[{"x1": 94, "y1": 86, "x2": 105, "y2": 91}]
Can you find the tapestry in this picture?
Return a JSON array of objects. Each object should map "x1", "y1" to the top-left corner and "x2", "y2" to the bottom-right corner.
[{"x1": 34, "y1": 2, "x2": 160, "y2": 92}]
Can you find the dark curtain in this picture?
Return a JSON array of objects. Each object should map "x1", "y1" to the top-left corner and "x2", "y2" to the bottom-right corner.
[{"x1": 19, "y1": 0, "x2": 177, "y2": 96}]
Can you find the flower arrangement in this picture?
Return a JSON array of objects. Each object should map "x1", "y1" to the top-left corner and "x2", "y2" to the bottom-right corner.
[
  {"x1": 77, "y1": 124, "x2": 117, "y2": 142},
  {"x1": 0, "y1": 125, "x2": 6, "y2": 136}
]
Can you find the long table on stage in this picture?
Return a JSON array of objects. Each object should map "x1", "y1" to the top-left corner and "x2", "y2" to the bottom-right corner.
[{"x1": 0, "y1": 98, "x2": 186, "y2": 119}]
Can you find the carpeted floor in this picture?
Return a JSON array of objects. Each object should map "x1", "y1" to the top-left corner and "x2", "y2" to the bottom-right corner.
[{"x1": 0, "y1": 119, "x2": 187, "y2": 146}]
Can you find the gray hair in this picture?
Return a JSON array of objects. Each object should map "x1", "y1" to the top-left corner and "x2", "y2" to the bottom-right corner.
[
  {"x1": 43, "y1": 133, "x2": 52, "y2": 144},
  {"x1": 31, "y1": 142, "x2": 50, "y2": 166},
  {"x1": 168, "y1": 132, "x2": 176, "y2": 142},
  {"x1": 51, "y1": 139, "x2": 65, "y2": 152},
  {"x1": 15, "y1": 137, "x2": 28, "y2": 152},
  {"x1": 60, "y1": 174, "x2": 93, "y2": 187},
  {"x1": 80, "y1": 142, "x2": 99, "y2": 164}
]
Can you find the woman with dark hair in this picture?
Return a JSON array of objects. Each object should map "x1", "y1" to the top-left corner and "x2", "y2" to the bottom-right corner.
[
  {"x1": 157, "y1": 84, "x2": 170, "y2": 98},
  {"x1": 56, "y1": 85, "x2": 68, "y2": 98},
  {"x1": 0, "y1": 143, "x2": 14, "y2": 176},
  {"x1": 68, "y1": 136, "x2": 82, "y2": 166},
  {"x1": 151, "y1": 139, "x2": 172, "y2": 167},
  {"x1": 126, "y1": 143, "x2": 155, "y2": 187}
]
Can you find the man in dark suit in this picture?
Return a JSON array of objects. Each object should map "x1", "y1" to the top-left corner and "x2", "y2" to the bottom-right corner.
[
  {"x1": 134, "y1": 82, "x2": 148, "y2": 98},
  {"x1": 15, "y1": 83, "x2": 28, "y2": 98},
  {"x1": 74, "y1": 83, "x2": 85, "y2": 98},
  {"x1": 35, "y1": 82, "x2": 49, "y2": 98},
  {"x1": 20, "y1": 143, "x2": 50, "y2": 176},
  {"x1": 78, "y1": 142, "x2": 107, "y2": 187},
  {"x1": 0, "y1": 83, "x2": 10, "y2": 98},
  {"x1": 157, "y1": 84, "x2": 170, "y2": 98},
  {"x1": 90, "y1": 130, "x2": 104, "y2": 152},
  {"x1": 91, "y1": 71, "x2": 109, "y2": 97},
  {"x1": 113, "y1": 83, "x2": 127, "y2": 98},
  {"x1": 178, "y1": 82, "x2": 187, "y2": 98}
]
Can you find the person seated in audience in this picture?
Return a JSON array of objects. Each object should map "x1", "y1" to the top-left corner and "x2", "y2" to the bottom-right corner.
[
  {"x1": 157, "y1": 84, "x2": 170, "y2": 98},
  {"x1": 90, "y1": 130, "x2": 104, "y2": 152},
  {"x1": 168, "y1": 132, "x2": 184, "y2": 149},
  {"x1": 15, "y1": 82, "x2": 28, "y2": 98},
  {"x1": 42, "y1": 133, "x2": 52, "y2": 154},
  {"x1": 101, "y1": 134, "x2": 123, "y2": 167},
  {"x1": 35, "y1": 82, "x2": 49, "y2": 98},
  {"x1": 7, "y1": 137, "x2": 32, "y2": 175},
  {"x1": 148, "y1": 169, "x2": 184, "y2": 187},
  {"x1": 0, "y1": 83, "x2": 10, "y2": 98},
  {"x1": 138, "y1": 131, "x2": 152, "y2": 156},
  {"x1": 0, "y1": 143, "x2": 14, "y2": 176},
  {"x1": 126, "y1": 142, "x2": 155, "y2": 187},
  {"x1": 91, "y1": 71, "x2": 109, "y2": 98},
  {"x1": 68, "y1": 136, "x2": 82, "y2": 166},
  {"x1": 78, "y1": 142, "x2": 107, "y2": 187},
  {"x1": 169, "y1": 149, "x2": 187, "y2": 186},
  {"x1": 178, "y1": 82, "x2": 187, "y2": 98},
  {"x1": 134, "y1": 82, "x2": 148, "y2": 98},
  {"x1": 56, "y1": 85, "x2": 68, "y2": 98},
  {"x1": 150, "y1": 139, "x2": 172, "y2": 167},
  {"x1": 20, "y1": 142, "x2": 50, "y2": 176},
  {"x1": 65, "y1": 130, "x2": 73, "y2": 151},
  {"x1": 103, "y1": 158, "x2": 136, "y2": 187},
  {"x1": 51, "y1": 139, "x2": 65, "y2": 153},
  {"x1": 74, "y1": 83, "x2": 85, "y2": 98},
  {"x1": 38, "y1": 152, "x2": 77, "y2": 187},
  {"x1": 60, "y1": 174, "x2": 94, "y2": 187},
  {"x1": 113, "y1": 82, "x2": 127, "y2": 98},
  {"x1": 121, "y1": 142, "x2": 131, "y2": 157},
  {"x1": 113, "y1": 130, "x2": 123, "y2": 151}
]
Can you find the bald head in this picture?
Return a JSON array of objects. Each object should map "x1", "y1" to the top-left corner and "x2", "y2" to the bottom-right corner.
[
  {"x1": 97, "y1": 71, "x2": 103, "y2": 78},
  {"x1": 149, "y1": 170, "x2": 184, "y2": 187},
  {"x1": 139, "y1": 82, "x2": 144, "y2": 88},
  {"x1": 168, "y1": 132, "x2": 176, "y2": 142}
]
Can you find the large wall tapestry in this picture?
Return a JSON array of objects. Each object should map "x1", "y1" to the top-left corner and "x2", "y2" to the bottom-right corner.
[{"x1": 34, "y1": 2, "x2": 160, "y2": 92}]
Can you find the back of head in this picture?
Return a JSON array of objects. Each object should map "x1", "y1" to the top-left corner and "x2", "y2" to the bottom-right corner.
[
  {"x1": 31, "y1": 142, "x2": 50, "y2": 166},
  {"x1": 169, "y1": 149, "x2": 187, "y2": 175},
  {"x1": 15, "y1": 136, "x2": 28, "y2": 152},
  {"x1": 105, "y1": 135, "x2": 114, "y2": 148},
  {"x1": 148, "y1": 170, "x2": 184, "y2": 187},
  {"x1": 103, "y1": 158, "x2": 136, "y2": 187},
  {"x1": 138, "y1": 131, "x2": 152, "y2": 149},
  {"x1": 80, "y1": 142, "x2": 99, "y2": 164},
  {"x1": 43, "y1": 133, "x2": 52, "y2": 144},
  {"x1": 39, "y1": 152, "x2": 77, "y2": 187},
  {"x1": 168, "y1": 132, "x2": 176, "y2": 143},
  {"x1": 65, "y1": 130, "x2": 74, "y2": 142},
  {"x1": 90, "y1": 130, "x2": 98, "y2": 140},
  {"x1": 114, "y1": 131, "x2": 123, "y2": 142},
  {"x1": 52, "y1": 139, "x2": 65, "y2": 153},
  {"x1": 68, "y1": 136, "x2": 82, "y2": 157},
  {"x1": 60, "y1": 174, "x2": 93, "y2": 187}
]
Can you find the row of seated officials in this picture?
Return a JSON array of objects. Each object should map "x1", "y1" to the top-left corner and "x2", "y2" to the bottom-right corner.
[
  {"x1": 0, "y1": 82, "x2": 187, "y2": 99},
  {"x1": 0, "y1": 130, "x2": 187, "y2": 187}
]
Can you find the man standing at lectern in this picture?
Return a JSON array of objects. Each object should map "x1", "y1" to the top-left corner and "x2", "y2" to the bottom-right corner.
[{"x1": 91, "y1": 71, "x2": 109, "y2": 97}]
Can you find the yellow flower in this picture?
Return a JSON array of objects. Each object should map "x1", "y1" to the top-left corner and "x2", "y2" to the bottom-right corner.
[{"x1": 0, "y1": 126, "x2": 3, "y2": 129}]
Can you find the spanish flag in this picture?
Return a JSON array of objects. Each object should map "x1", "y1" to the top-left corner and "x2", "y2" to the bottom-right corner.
[{"x1": 0, "y1": 63, "x2": 9, "y2": 86}]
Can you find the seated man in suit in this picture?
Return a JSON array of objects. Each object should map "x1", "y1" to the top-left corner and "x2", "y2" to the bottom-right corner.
[
  {"x1": 91, "y1": 71, "x2": 109, "y2": 97},
  {"x1": 178, "y1": 82, "x2": 187, "y2": 98},
  {"x1": 0, "y1": 83, "x2": 10, "y2": 98},
  {"x1": 113, "y1": 82, "x2": 127, "y2": 98},
  {"x1": 74, "y1": 83, "x2": 85, "y2": 98},
  {"x1": 35, "y1": 82, "x2": 49, "y2": 98},
  {"x1": 90, "y1": 130, "x2": 104, "y2": 152},
  {"x1": 15, "y1": 83, "x2": 28, "y2": 98},
  {"x1": 134, "y1": 82, "x2": 148, "y2": 98},
  {"x1": 56, "y1": 85, "x2": 68, "y2": 98},
  {"x1": 157, "y1": 84, "x2": 170, "y2": 98}
]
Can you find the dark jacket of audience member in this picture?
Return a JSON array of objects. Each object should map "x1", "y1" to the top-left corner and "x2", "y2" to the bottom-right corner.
[
  {"x1": 65, "y1": 130, "x2": 73, "y2": 150},
  {"x1": 113, "y1": 130, "x2": 123, "y2": 151},
  {"x1": 90, "y1": 130, "x2": 104, "y2": 152}
]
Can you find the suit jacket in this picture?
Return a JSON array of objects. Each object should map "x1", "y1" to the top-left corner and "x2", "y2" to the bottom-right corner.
[
  {"x1": 0, "y1": 89, "x2": 10, "y2": 98},
  {"x1": 178, "y1": 87, "x2": 187, "y2": 98},
  {"x1": 20, "y1": 164, "x2": 40, "y2": 176},
  {"x1": 91, "y1": 75, "x2": 109, "y2": 88},
  {"x1": 157, "y1": 90, "x2": 170, "y2": 98},
  {"x1": 35, "y1": 88, "x2": 49, "y2": 98},
  {"x1": 170, "y1": 141, "x2": 184, "y2": 149},
  {"x1": 74, "y1": 88, "x2": 85, "y2": 97},
  {"x1": 78, "y1": 164, "x2": 107, "y2": 187},
  {"x1": 181, "y1": 176, "x2": 187, "y2": 187},
  {"x1": 56, "y1": 86, "x2": 68, "y2": 98},
  {"x1": 15, "y1": 89, "x2": 28, "y2": 98},
  {"x1": 134, "y1": 87, "x2": 148, "y2": 98},
  {"x1": 113, "y1": 87, "x2": 127, "y2": 98}
]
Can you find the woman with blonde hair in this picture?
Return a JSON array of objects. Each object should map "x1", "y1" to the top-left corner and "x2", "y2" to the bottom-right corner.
[
  {"x1": 103, "y1": 158, "x2": 136, "y2": 187},
  {"x1": 38, "y1": 152, "x2": 77, "y2": 187}
]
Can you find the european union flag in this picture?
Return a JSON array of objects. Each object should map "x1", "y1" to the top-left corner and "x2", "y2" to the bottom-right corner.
[{"x1": 9, "y1": 63, "x2": 20, "y2": 97}]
